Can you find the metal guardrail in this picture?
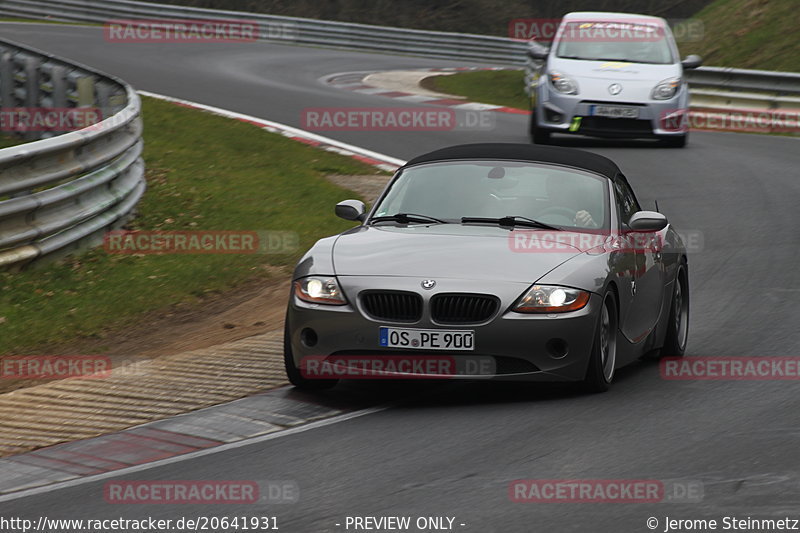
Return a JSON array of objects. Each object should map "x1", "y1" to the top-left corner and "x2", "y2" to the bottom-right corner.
[
  {"x1": 0, "y1": 0, "x2": 524, "y2": 64},
  {"x1": 0, "y1": 2, "x2": 795, "y2": 272},
  {"x1": 0, "y1": 38, "x2": 144, "y2": 269},
  {"x1": 685, "y1": 67, "x2": 800, "y2": 110},
  {"x1": 686, "y1": 66, "x2": 800, "y2": 95},
  {"x1": 2, "y1": 0, "x2": 799, "y2": 104}
]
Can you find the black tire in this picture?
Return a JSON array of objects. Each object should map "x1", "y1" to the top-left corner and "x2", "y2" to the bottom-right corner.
[
  {"x1": 529, "y1": 110, "x2": 551, "y2": 144},
  {"x1": 660, "y1": 133, "x2": 687, "y2": 148},
  {"x1": 283, "y1": 320, "x2": 338, "y2": 390},
  {"x1": 660, "y1": 262, "x2": 690, "y2": 357},
  {"x1": 583, "y1": 290, "x2": 618, "y2": 393}
]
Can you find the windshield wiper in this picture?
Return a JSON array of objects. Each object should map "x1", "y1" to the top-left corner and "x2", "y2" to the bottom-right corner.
[
  {"x1": 461, "y1": 216, "x2": 561, "y2": 230},
  {"x1": 582, "y1": 57, "x2": 665, "y2": 64},
  {"x1": 371, "y1": 213, "x2": 447, "y2": 225}
]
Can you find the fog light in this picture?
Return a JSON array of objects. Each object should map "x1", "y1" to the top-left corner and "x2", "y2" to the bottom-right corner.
[
  {"x1": 545, "y1": 108, "x2": 564, "y2": 123},
  {"x1": 301, "y1": 328, "x2": 318, "y2": 347},
  {"x1": 546, "y1": 338, "x2": 569, "y2": 359}
]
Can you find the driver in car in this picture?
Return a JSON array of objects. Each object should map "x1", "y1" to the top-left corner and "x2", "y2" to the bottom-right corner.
[{"x1": 545, "y1": 175, "x2": 600, "y2": 228}]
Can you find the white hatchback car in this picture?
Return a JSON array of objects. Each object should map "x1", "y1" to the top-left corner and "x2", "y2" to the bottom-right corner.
[{"x1": 526, "y1": 12, "x2": 702, "y2": 147}]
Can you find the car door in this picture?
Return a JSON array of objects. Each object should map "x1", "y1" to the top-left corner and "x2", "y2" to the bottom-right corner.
[{"x1": 612, "y1": 175, "x2": 665, "y2": 343}]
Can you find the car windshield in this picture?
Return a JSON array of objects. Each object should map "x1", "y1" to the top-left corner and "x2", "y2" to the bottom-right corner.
[
  {"x1": 555, "y1": 21, "x2": 674, "y2": 64},
  {"x1": 372, "y1": 160, "x2": 609, "y2": 231}
]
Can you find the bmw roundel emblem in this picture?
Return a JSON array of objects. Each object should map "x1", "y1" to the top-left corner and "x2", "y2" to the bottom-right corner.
[
  {"x1": 608, "y1": 83, "x2": 622, "y2": 95},
  {"x1": 421, "y1": 279, "x2": 436, "y2": 290}
]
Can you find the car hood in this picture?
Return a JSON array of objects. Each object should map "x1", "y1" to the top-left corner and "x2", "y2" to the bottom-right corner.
[
  {"x1": 548, "y1": 57, "x2": 680, "y2": 83},
  {"x1": 331, "y1": 225, "x2": 587, "y2": 283}
]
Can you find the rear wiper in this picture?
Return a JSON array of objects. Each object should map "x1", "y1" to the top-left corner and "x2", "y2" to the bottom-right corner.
[
  {"x1": 461, "y1": 216, "x2": 561, "y2": 230},
  {"x1": 371, "y1": 213, "x2": 447, "y2": 225}
]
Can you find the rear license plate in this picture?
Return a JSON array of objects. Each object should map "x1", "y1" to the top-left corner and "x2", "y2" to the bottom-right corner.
[
  {"x1": 590, "y1": 105, "x2": 640, "y2": 118},
  {"x1": 379, "y1": 327, "x2": 474, "y2": 351}
]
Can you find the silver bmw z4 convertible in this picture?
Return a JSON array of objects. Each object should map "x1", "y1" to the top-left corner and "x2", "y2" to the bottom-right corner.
[{"x1": 284, "y1": 143, "x2": 689, "y2": 392}]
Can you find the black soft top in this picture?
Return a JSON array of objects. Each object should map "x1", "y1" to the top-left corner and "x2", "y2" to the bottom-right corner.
[{"x1": 403, "y1": 143, "x2": 622, "y2": 180}]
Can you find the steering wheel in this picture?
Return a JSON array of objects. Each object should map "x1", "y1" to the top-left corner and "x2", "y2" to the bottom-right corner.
[
  {"x1": 538, "y1": 206, "x2": 577, "y2": 225},
  {"x1": 538, "y1": 206, "x2": 576, "y2": 219}
]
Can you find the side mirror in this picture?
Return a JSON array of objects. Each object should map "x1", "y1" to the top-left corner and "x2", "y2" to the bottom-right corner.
[
  {"x1": 628, "y1": 211, "x2": 668, "y2": 232},
  {"x1": 681, "y1": 54, "x2": 703, "y2": 69},
  {"x1": 526, "y1": 42, "x2": 549, "y2": 60},
  {"x1": 335, "y1": 199, "x2": 366, "y2": 221}
]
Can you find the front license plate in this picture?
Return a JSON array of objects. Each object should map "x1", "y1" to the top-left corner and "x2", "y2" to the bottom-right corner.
[
  {"x1": 379, "y1": 327, "x2": 474, "y2": 351},
  {"x1": 590, "y1": 105, "x2": 640, "y2": 119}
]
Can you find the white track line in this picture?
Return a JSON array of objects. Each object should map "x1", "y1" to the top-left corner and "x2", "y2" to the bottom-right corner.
[
  {"x1": 0, "y1": 91, "x2": 412, "y2": 503},
  {"x1": 138, "y1": 91, "x2": 407, "y2": 171},
  {"x1": 0, "y1": 405, "x2": 388, "y2": 503}
]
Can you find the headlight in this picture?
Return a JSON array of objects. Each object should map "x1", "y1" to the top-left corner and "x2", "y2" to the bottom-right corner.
[
  {"x1": 651, "y1": 77, "x2": 682, "y2": 100},
  {"x1": 294, "y1": 277, "x2": 347, "y2": 305},
  {"x1": 513, "y1": 285, "x2": 590, "y2": 313},
  {"x1": 549, "y1": 71, "x2": 579, "y2": 95}
]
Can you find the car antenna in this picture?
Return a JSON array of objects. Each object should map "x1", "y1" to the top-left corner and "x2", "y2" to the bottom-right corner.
[{"x1": 655, "y1": 200, "x2": 660, "y2": 213}]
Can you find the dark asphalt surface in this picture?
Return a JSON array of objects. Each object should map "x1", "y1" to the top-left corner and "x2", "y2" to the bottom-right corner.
[{"x1": 2, "y1": 23, "x2": 800, "y2": 532}]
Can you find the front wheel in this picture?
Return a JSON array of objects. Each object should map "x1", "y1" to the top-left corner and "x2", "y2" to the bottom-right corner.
[
  {"x1": 583, "y1": 290, "x2": 618, "y2": 393},
  {"x1": 529, "y1": 110, "x2": 551, "y2": 144},
  {"x1": 660, "y1": 263, "x2": 690, "y2": 357},
  {"x1": 660, "y1": 133, "x2": 687, "y2": 148}
]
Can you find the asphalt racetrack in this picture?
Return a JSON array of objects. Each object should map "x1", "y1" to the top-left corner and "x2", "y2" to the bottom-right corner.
[{"x1": 2, "y1": 23, "x2": 800, "y2": 532}]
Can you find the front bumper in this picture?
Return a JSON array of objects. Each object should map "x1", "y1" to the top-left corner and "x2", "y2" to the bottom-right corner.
[
  {"x1": 533, "y1": 85, "x2": 688, "y2": 138},
  {"x1": 287, "y1": 276, "x2": 601, "y2": 382}
]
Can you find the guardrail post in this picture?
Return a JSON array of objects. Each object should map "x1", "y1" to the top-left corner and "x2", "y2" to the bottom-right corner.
[
  {"x1": 95, "y1": 80, "x2": 112, "y2": 122},
  {"x1": 48, "y1": 64, "x2": 69, "y2": 136},
  {"x1": 22, "y1": 55, "x2": 41, "y2": 142},
  {"x1": 23, "y1": 56, "x2": 40, "y2": 107},
  {"x1": 76, "y1": 75, "x2": 96, "y2": 107},
  {"x1": 50, "y1": 65, "x2": 68, "y2": 108},
  {"x1": 0, "y1": 51, "x2": 12, "y2": 108}
]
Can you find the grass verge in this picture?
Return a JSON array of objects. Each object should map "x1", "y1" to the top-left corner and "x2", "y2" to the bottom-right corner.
[
  {"x1": 0, "y1": 95, "x2": 383, "y2": 354},
  {"x1": 681, "y1": 0, "x2": 798, "y2": 72},
  {"x1": 0, "y1": 134, "x2": 26, "y2": 149},
  {"x1": 421, "y1": 70, "x2": 527, "y2": 110}
]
